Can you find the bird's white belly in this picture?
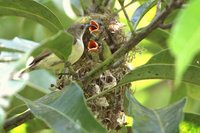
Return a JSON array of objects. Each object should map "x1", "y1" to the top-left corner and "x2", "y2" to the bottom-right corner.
[{"x1": 68, "y1": 40, "x2": 84, "y2": 64}]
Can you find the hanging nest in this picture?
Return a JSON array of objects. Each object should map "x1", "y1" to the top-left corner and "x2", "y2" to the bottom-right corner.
[{"x1": 71, "y1": 13, "x2": 132, "y2": 130}]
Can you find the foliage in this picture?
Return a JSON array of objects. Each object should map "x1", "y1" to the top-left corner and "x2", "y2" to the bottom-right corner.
[{"x1": 0, "y1": 0, "x2": 200, "y2": 133}]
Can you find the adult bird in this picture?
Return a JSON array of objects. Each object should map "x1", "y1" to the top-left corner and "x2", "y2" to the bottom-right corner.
[{"x1": 21, "y1": 23, "x2": 89, "y2": 74}]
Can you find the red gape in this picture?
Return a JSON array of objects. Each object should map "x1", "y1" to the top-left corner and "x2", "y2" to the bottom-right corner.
[
  {"x1": 89, "y1": 20, "x2": 99, "y2": 33},
  {"x1": 87, "y1": 40, "x2": 99, "y2": 52}
]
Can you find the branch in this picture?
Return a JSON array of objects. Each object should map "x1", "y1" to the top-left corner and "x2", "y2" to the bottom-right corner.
[
  {"x1": 84, "y1": 0, "x2": 184, "y2": 98},
  {"x1": 159, "y1": 23, "x2": 173, "y2": 29},
  {"x1": 3, "y1": 109, "x2": 33, "y2": 132}
]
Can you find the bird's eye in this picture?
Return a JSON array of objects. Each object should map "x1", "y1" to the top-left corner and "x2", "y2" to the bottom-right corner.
[{"x1": 80, "y1": 24, "x2": 85, "y2": 29}]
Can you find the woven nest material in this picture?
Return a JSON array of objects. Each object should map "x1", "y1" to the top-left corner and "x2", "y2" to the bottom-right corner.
[{"x1": 71, "y1": 13, "x2": 132, "y2": 130}]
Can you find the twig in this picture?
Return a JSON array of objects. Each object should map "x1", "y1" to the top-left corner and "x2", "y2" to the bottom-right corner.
[
  {"x1": 118, "y1": 0, "x2": 135, "y2": 34},
  {"x1": 116, "y1": 0, "x2": 135, "y2": 13},
  {"x1": 84, "y1": 0, "x2": 184, "y2": 101},
  {"x1": 80, "y1": 0, "x2": 87, "y2": 14},
  {"x1": 3, "y1": 109, "x2": 33, "y2": 132},
  {"x1": 159, "y1": 23, "x2": 173, "y2": 29}
]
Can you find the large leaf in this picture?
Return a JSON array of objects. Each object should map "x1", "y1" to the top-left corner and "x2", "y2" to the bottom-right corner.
[
  {"x1": 21, "y1": 83, "x2": 107, "y2": 133},
  {"x1": 31, "y1": 31, "x2": 73, "y2": 61},
  {"x1": 146, "y1": 29, "x2": 169, "y2": 48},
  {"x1": 28, "y1": 69, "x2": 56, "y2": 92},
  {"x1": 126, "y1": 91, "x2": 186, "y2": 133},
  {"x1": 0, "y1": 0, "x2": 63, "y2": 33},
  {"x1": 0, "y1": 37, "x2": 38, "y2": 61},
  {"x1": 131, "y1": 0, "x2": 157, "y2": 29},
  {"x1": 118, "y1": 49, "x2": 200, "y2": 86},
  {"x1": 0, "y1": 62, "x2": 27, "y2": 132},
  {"x1": 168, "y1": 0, "x2": 200, "y2": 85},
  {"x1": 42, "y1": 1, "x2": 73, "y2": 28},
  {"x1": 0, "y1": 16, "x2": 22, "y2": 39}
]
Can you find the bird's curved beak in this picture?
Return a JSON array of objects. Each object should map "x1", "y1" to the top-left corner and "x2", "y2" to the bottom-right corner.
[
  {"x1": 89, "y1": 20, "x2": 100, "y2": 33},
  {"x1": 87, "y1": 40, "x2": 99, "y2": 52}
]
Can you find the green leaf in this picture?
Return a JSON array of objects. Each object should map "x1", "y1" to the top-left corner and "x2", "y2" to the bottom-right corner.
[
  {"x1": 184, "y1": 113, "x2": 200, "y2": 126},
  {"x1": 118, "y1": 49, "x2": 200, "y2": 86},
  {"x1": 0, "y1": 37, "x2": 38, "y2": 61},
  {"x1": 186, "y1": 84, "x2": 200, "y2": 101},
  {"x1": 131, "y1": 0, "x2": 157, "y2": 29},
  {"x1": 32, "y1": 31, "x2": 73, "y2": 61},
  {"x1": 7, "y1": 83, "x2": 48, "y2": 118},
  {"x1": 0, "y1": 62, "x2": 27, "y2": 132},
  {"x1": 0, "y1": 46, "x2": 24, "y2": 53},
  {"x1": 119, "y1": 64, "x2": 199, "y2": 85},
  {"x1": 22, "y1": 83, "x2": 107, "y2": 133},
  {"x1": 168, "y1": 0, "x2": 200, "y2": 86},
  {"x1": 0, "y1": 0, "x2": 63, "y2": 33},
  {"x1": 169, "y1": 83, "x2": 187, "y2": 104},
  {"x1": 25, "y1": 118, "x2": 50, "y2": 133},
  {"x1": 126, "y1": 91, "x2": 186, "y2": 133},
  {"x1": 180, "y1": 113, "x2": 200, "y2": 133},
  {"x1": 0, "y1": 16, "x2": 22, "y2": 39},
  {"x1": 146, "y1": 29, "x2": 169, "y2": 48},
  {"x1": 28, "y1": 69, "x2": 56, "y2": 92},
  {"x1": 180, "y1": 121, "x2": 200, "y2": 133},
  {"x1": 42, "y1": 1, "x2": 73, "y2": 29}
]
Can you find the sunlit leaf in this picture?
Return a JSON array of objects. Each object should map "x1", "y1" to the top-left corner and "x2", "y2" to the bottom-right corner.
[
  {"x1": 180, "y1": 121, "x2": 200, "y2": 133},
  {"x1": 20, "y1": 83, "x2": 107, "y2": 133},
  {"x1": 0, "y1": 0, "x2": 63, "y2": 33},
  {"x1": 131, "y1": 0, "x2": 157, "y2": 29},
  {"x1": 180, "y1": 113, "x2": 200, "y2": 133},
  {"x1": 168, "y1": 0, "x2": 200, "y2": 86},
  {"x1": 9, "y1": 123, "x2": 27, "y2": 133},
  {"x1": 126, "y1": 91, "x2": 186, "y2": 133}
]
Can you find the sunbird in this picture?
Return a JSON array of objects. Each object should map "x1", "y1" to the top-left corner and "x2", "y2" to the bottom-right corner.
[{"x1": 22, "y1": 23, "x2": 89, "y2": 74}]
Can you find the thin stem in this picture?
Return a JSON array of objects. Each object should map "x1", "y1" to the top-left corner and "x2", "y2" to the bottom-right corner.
[
  {"x1": 116, "y1": 0, "x2": 135, "y2": 13},
  {"x1": 80, "y1": 0, "x2": 87, "y2": 14},
  {"x1": 118, "y1": 0, "x2": 135, "y2": 35}
]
